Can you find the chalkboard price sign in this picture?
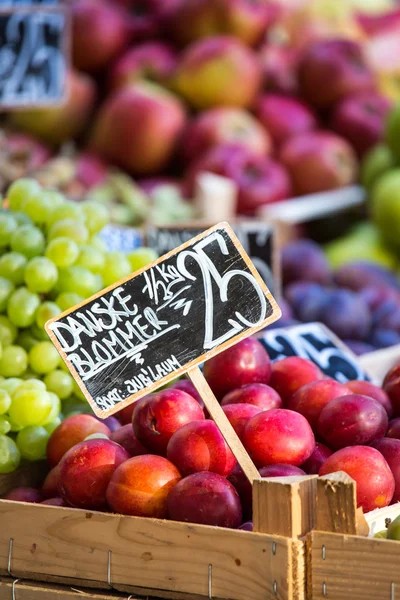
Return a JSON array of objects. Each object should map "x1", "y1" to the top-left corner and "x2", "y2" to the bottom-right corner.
[
  {"x1": 0, "y1": 6, "x2": 68, "y2": 106},
  {"x1": 257, "y1": 322, "x2": 370, "y2": 383},
  {"x1": 46, "y1": 223, "x2": 281, "y2": 418},
  {"x1": 147, "y1": 220, "x2": 279, "y2": 295}
]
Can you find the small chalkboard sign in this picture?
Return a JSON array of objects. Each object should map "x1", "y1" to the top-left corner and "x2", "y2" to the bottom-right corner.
[
  {"x1": 0, "y1": 5, "x2": 68, "y2": 106},
  {"x1": 147, "y1": 220, "x2": 279, "y2": 296},
  {"x1": 257, "y1": 322, "x2": 370, "y2": 383},
  {"x1": 46, "y1": 222, "x2": 280, "y2": 419}
]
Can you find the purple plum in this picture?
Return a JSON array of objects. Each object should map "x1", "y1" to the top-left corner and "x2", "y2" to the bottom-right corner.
[
  {"x1": 342, "y1": 340, "x2": 375, "y2": 355},
  {"x1": 321, "y1": 289, "x2": 371, "y2": 340},
  {"x1": 282, "y1": 239, "x2": 331, "y2": 286},
  {"x1": 284, "y1": 282, "x2": 329, "y2": 323},
  {"x1": 369, "y1": 328, "x2": 400, "y2": 349},
  {"x1": 334, "y1": 262, "x2": 400, "y2": 292}
]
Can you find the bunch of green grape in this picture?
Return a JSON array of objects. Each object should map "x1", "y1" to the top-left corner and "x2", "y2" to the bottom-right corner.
[{"x1": 0, "y1": 178, "x2": 157, "y2": 473}]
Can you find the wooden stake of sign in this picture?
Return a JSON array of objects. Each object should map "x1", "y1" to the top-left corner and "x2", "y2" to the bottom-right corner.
[{"x1": 46, "y1": 222, "x2": 281, "y2": 484}]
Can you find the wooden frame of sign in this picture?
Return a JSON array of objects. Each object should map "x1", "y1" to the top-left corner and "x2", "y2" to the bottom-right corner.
[
  {"x1": 46, "y1": 222, "x2": 281, "y2": 483},
  {"x1": 0, "y1": 4, "x2": 70, "y2": 109}
]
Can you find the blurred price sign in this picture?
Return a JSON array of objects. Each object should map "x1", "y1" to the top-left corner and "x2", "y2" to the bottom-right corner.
[
  {"x1": 0, "y1": 4, "x2": 68, "y2": 107},
  {"x1": 257, "y1": 322, "x2": 371, "y2": 383},
  {"x1": 146, "y1": 220, "x2": 280, "y2": 296},
  {"x1": 46, "y1": 222, "x2": 281, "y2": 418},
  {"x1": 98, "y1": 224, "x2": 143, "y2": 253}
]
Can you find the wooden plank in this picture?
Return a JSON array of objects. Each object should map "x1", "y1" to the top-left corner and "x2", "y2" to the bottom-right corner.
[
  {"x1": 253, "y1": 476, "x2": 317, "y2": 538},
  {"x1": 308, "y1": 530, "x2": 400, "y2": 600},
  {"x1": 188, "y1": 367, "x2": 259, "y2": 485},
  {"x1": 315, "y1": 473, "x2": 358, "y2": 535},
  {"x1": 0, "y1": 500, "x2": 296, "y2": 600},
  {"x1": 0, "y1": 461, "x2": 47, "y2": 497}
]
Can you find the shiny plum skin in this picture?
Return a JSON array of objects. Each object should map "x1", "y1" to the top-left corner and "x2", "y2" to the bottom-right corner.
[
  {"x1": 221, "y1": 383, "x2": 282, "y2": 411},
  {"x1": 269, "y1": 357, "x2": 323, "y2": 402},
  {"x1": 288, "y1": 379, "x2": 351, "y2": 431}
]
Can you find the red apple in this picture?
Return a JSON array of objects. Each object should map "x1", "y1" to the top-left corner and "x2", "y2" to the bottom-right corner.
[
  {"x1": 301, "y1": 443, "x2": 332, "y2": 475},
  {"x1": 58, "y1": 439, "x2": 129, "y2": 510},
  {"x1": 288, "y1": 379, "x2": 351, "y2": 431},
  {"x1": 169, "y1": 379, "x2": 205, "y2": 410},
  {"x1": 319, "y1": 446, "x2": 395, "y2": 512},
  {"x1": 259, "y1": 464, "x2": 306, "y2": 477},
  {"x1": 41, "y1": 465, "x2": 61, "y2": 499},
  {"x1": 128, "y1": 0, "x2": 180, "y2": 40},
  {"x1": 346, "y1": 380, "x2": 393, "y2": 418},
  {"x1": 255, "y1": 94, "x2": 318, "y2": 147},
  {"x1": 11, "y1": 70, "x2": 97, "y2": 146},
  {"x1": 106, "y1": 454, "x2": 181, "y2": 517},
  {"x1": 90, "y1": 82, "x2": 186, "y2": 175},
  {"x1": 372, "y1": 438, "x2": 400, "y2": 503},
  {"x1": 222, "y1": 403, "x2": 262, "y2": 441},
  {"x1": 318, "y1": 394, "x2": 388, "y2": 450},
  {"x1": 173, "y1": 36, "x2": 261, "y2": 109},
  {"x1": 132, "y1": 389, "x2": 205, "y2": 455},
  {"x1": 41, "y1": 497, "x2": 66, "y2": 507},
  {"x1": 47, "y1": 414, "x2": 111, "y2": 468},
  {"x1": 182, "y1": 107, "x2": 271, "y2": 163},
  {"x1": 166, "y1": 420, "x2": 236, "y2": 476},
  {"x1": 167, "y1": 472, "x2": 242, "y2": 528},
  {"x1": 269, "y1": 357, "x2": 323, "y2": 403},
  {"x1": 109, "y1": 42, "x2": 178, "y2": 91},
  {"x1": 110, "y1": 424, "x2": 148, "y2": 457},
  {"x1": 280, "y1": 131, "x2": 358, "y2": 195},
  {"x1": 298, "y1": 39, "x2": 375, "y2": 109},
  {"x1": 4, "y1": 487, "x2": 41, "y2": 503},
  {"x1": 76, "y1": 153, "x2": 109, "y2": 190},
  {"x1": 259, "y1": 43, "x2": 300, "y2": 96},
  {"x1": 383, "y1": 364, "x2": 400, "y2": 416},
  {"x1": 72, "y1": 0, "x2": 131, "y2": 73},
  {"x1": 331, "y1": 92, "x2": 392, "y2": 157},
  {"x1": 387, "y1": 418, "x2": 400, "y2": 439},
  {"x1": 243, "y1": 408, "x2": 315, "y2": 467},
  {"x1": 221, "y1": 383, "x2": 282, "y2": 411},
  {"x1": 203, "y1": 336, "x2": 271, "y2": 399}
]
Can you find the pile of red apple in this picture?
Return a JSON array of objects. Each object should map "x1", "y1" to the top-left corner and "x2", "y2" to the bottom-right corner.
[
  {"x1": 4, "y1": 0, "x2": 393, "y2": 215},
  {"x1": 5, "y1": 336, "x2": 400, "y2": 529}
]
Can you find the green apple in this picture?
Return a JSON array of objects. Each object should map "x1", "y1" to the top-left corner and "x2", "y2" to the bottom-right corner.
[
  {"x1": 387, "y1": 515, "x2": 400, "y2": 541},
  {"x1": 361, "y1": 145, "x2": 395, "y2": 192},
  {"x1": 372, "y1": 168, "x2": 400, "y2": 248},
  {"x1": 385, "y1": 104, "x2": 400, "y2": 163}
]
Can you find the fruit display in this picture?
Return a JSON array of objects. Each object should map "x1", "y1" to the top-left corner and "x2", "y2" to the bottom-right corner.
[
  {"x1": 4, "y1": 335, "x2": 400, "y2": 530},
  {"x1": 0, "y1": 178, "x2": 158, "y2": 473},
  {"x1": 2, "y1": 0, "x2": 395, "y2": 222}
]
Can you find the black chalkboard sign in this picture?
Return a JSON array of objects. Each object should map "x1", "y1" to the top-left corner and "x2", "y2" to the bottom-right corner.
[
  {"x1": 147, "y1": 221, "x2": 279, "y2": 296},
  {"x1": 257, "y1": 322, "x2": 370, "y2": 383},
  {"x1": 0, "y1": 5, "x2": 68, "y2": 106},
  {"x1": 46, "y1": 223, "x2": 281, "y2": 417}
]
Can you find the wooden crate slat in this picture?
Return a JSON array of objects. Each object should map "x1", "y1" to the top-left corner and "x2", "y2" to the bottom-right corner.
[
  {"x1": 0, "y1": 500, "x2": 299, "y2": 600},
  {"x1": 308, "y1": 531, "x2": 400, "y2": 600}
]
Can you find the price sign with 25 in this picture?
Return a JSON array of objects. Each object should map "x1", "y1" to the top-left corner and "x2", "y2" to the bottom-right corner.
[{"x1": 0, "y1": 5, "x2": 69, "y2": 106}]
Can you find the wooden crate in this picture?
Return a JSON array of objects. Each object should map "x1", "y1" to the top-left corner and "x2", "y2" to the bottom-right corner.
[
  {"x1": 0, "y1": 475, "x2": 317, "y2": 600},
  {"x1": 307, "y1": 473, "x2": 400, "y2": 600}
]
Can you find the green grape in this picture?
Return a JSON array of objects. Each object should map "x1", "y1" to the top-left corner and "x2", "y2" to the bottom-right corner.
[
  {"x1": 21, "y1": 369, "x2": 38, "y2": 380},
  {"x1": 12, "y1": 211, "x2": 32, "y2": 226},
  {"x1": 0, "y1": 213, "x2": 18, "y2": 248},
  {"x1": 0, "y1": 435, "x2": 21, "y2": 473},
  {"x1": 0, "y1": 389, "x2": 11, "y2": 414},
  {"x1": 72, "y1": 379, "x2": 86, "y2": 402},
  {"x1": 42, "y1": 392, "x2": 61, "y2": 425},
  {"x1": 21, "y1": 191, "x2": 52, "y2": 225},
  {"x1": 0, "y1": 345, "x2": 28, "y2": 377},
  {"x1": 44, "y1": 369, "x2": 73, "y2": 399},
  {"x1": 0, "y1": 252, "x2": 27, "y2": 284},
  {"x1": 45, "y1": 237, "x2": 79, "y2": 268},
  {"x1": 15, "y1": 379, "x2": 46, "y2": 393},
  {"x1": 82, "y1": 201, "x2": 109, "y2": 234},
  {"x1": 0, "y1": 378, "x2": 22, "y2": 394},
  {"x1": 48, "y1": 219, "x2": 89, "y2": 244},
  {"x1": 0, "y1": 416, "x2": 11, "y2": 435},
  {"x1": 7, "y1": 178, "x2": 41, "y2": 212},
  {"x1": 75, "y1": 245, "x2": 105, "y2": 273},
  {"x1": 29, "y1": 323, "x2": 49, "y2": 341},
  {"x1": 59, "y1": 359, "x2": 70, "y2": 373},
  {"x1": 128, "y1": 247, "x2": 158, "y2": 272},
  {"x1": 16, "y1": 330, "x2": 38, "y2": 352},
  {"x1": 62, "y1": 396, "x2": 89, "y2": 417},
  {"x1": 35, "y1": 301, "x2": 61, "y2": 330},
  {"x1": 102, "y1": 251, "x2": 132, "y2": 287},
  {"x1": 9, "y1": 388, "x2": 53, "y2": 427},
  {"x1": 16, "y1": 426, "x2": 49, "y2": 461},
  {"x1": 7, "y1": 287, "x2": 40, "y2": 327},
  {"x1": 29, "y1": 341, "x2": 60, "y2": 374},
  {"x1": 11, "y1": 224, "x2": 45, "y2": 258},
  {"x1": 45, "y1": 190, "x2": 64, "y2": 208},
  {"x1": 0, "y1": 277, "x2": 14, "y2": 312},
  {"x1": 58, "y1": 266, "x2": 102, "y2": 297},
  {"x1": 46, "y1": 201, "x2": 82, "y2": 228},
  {"x1": 55, "y1": 292, "x2": 83, "y2": 311},
  {"x1": 89, "y1": 235, "x2": 107, "y2": 252},
  {"x1": 0, "y1": 315, "x2": 17, "y2": 346},
  {"x1": 45, "y1": 416, "x2": 61, "y2": 434},
  {"x1": 24, "y1": 257, "x2": 58, "y2": 293}
]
